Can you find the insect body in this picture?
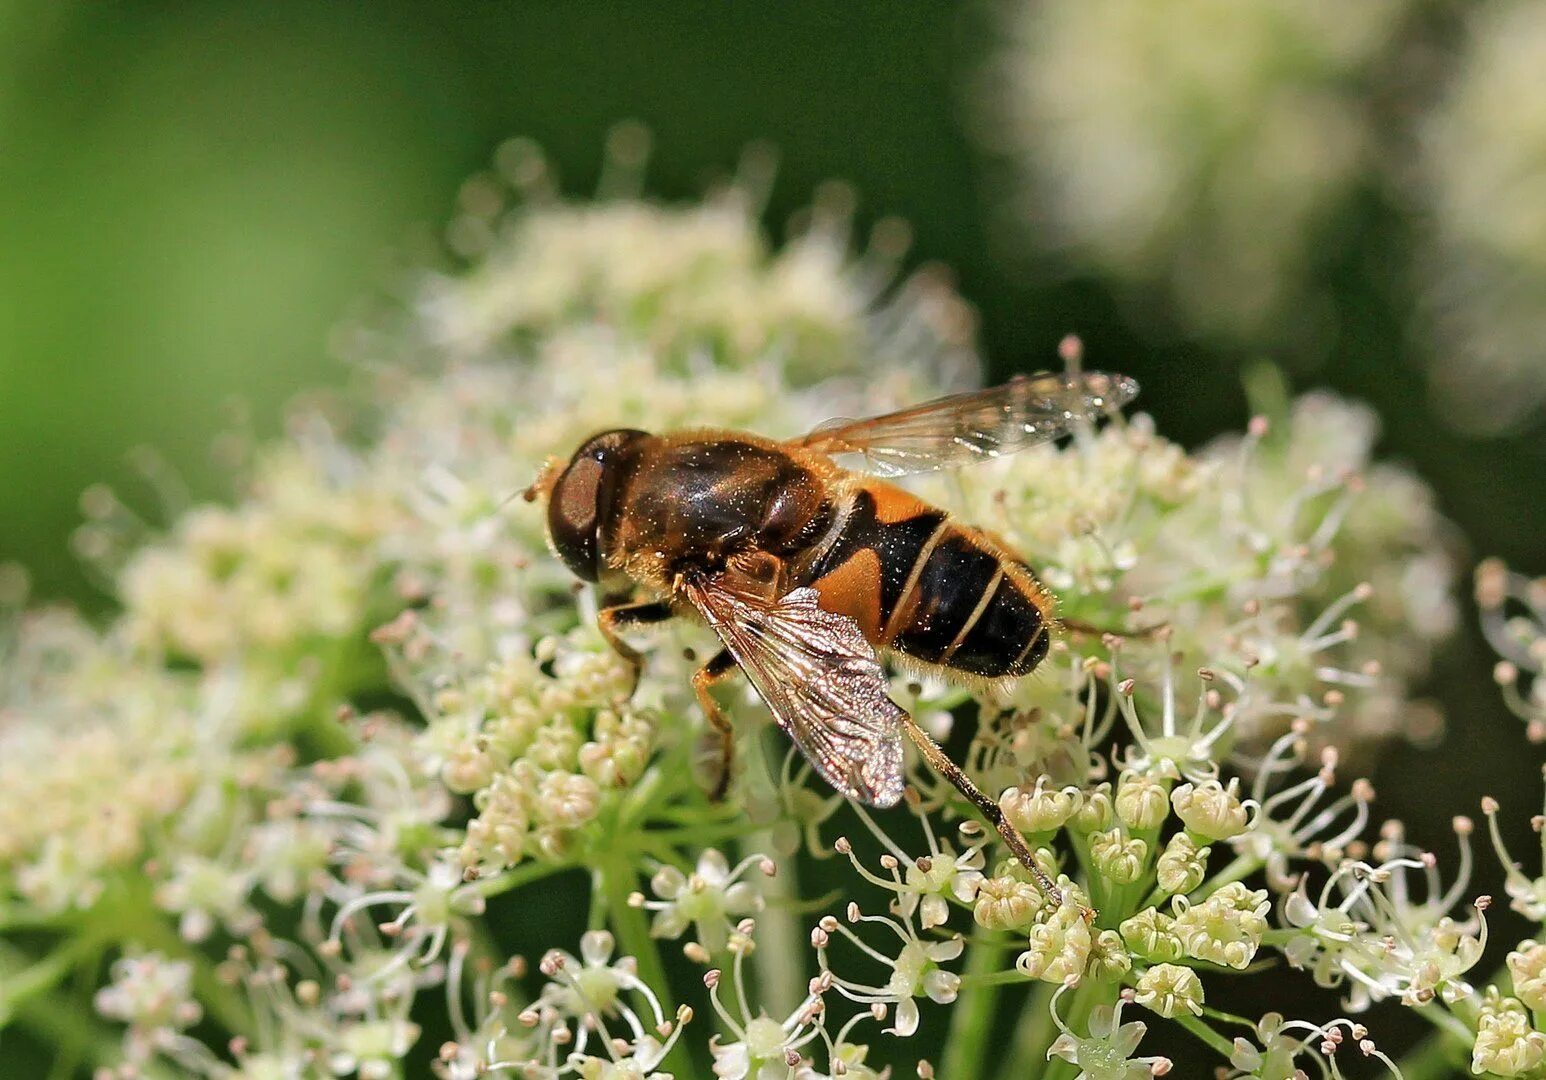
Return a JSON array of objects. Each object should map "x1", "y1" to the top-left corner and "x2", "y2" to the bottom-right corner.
[{"x1": 528, "y1": 372, "x2": 1138, "y2": 898}]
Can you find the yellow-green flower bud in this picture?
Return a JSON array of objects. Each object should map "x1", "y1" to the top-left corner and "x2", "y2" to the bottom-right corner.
[
  {"x1": 974, "y1": 875, "x2": 1044, "y2": 932},
  {"x1": 1115, "y1": 770, "x2": 1169, "y2": 831},
  {"x1": 1509, "y1": 940, "x2": 1546, "y2": 1013},
  {"x1": 1155, "y1": 832, "x2": 1210, "y2": 896},
  {"x1": 535, "y1": 771, "x2": 600, "y2": 830},
  {"x1": 1119, "y1": 907, "x2": 1183, "y2": 963},
  {"x1": 1071, "y1": 783, "x2": 1114, "y2": 834},
  {"x1": 1171, "y1": 882, "x2": 1269, "y2": 970},
  {"x1": 1000, "y1": 780, "x2": 1082, "y2": 835},
  {"x1": 1171, "y1": 778, "x2": 1252, "y2": 841},
  {"x1": 1473, "y1": 996, "x2": 1546, "y2": 1077},
  {"x1": 528, "y1": 719, "x2": 582, "y2": 771},
  {"x1": 1135, "y1": 963, "x2": 1204, "y2": 1018},
  {"x1": 1089, "y1": 828, "x2": 1147, "y2": 886},
  {"x1": 1016, "y1": 903, "x2": 1092, "y2": 984},
  {"x1": 1084, "y1": 928, "x2": 1132, "y2": 981}
]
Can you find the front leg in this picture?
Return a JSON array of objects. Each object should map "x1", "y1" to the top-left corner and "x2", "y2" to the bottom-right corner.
[
  {"x1": 597, "y1": 600, "x2": 675, "y2": 696},
  {"x1": 692, "y1": 647, "x2": 740, "y2": 801}
]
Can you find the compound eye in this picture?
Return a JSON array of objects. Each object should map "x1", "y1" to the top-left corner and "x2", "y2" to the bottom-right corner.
[
  {"x1": 544, "y1": 428, "x2": 647, "y2": 582},
  {"x1": 548, "y1": 455, "x2": 605, "y2": 581}
]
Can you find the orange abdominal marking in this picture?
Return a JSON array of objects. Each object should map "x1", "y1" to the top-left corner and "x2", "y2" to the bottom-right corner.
[
  {"x1": 810, "y1": 548, "x2": 884, "y2": 643},
  {"x1": 866, "y1": 480, "x2": 933, "y2": 524}
]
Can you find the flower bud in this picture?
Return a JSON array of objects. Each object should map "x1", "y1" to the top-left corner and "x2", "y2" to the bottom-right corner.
[
  {"x1": 1089, "y1": 828, "x2": 1147, "y2": 886},
  {"x1": 1119, "y1": 907, "x2": 1183, "y2": 963},
  {"x1": 536, "y1": 772, "x2": 601, "y2": 830},
  {"x1": 1473, "y1": 996, "x2": 1546, "y2": 1077},
  {"x1": 974, "y1": 875, "x2": 1044, "y2": 932},
  {"x1": 1116, "y1": 771, "x2": 1169, "y2": 831},
  {"x1": 1084, "y1": 928, "x2": 1132, "y2": 982},
  {"x1": 1016, "y1": 903, "x2": 1092, "y2": 984},
  {"x1": 1171, "y1": 882, "x2": 1269, "y2": 970},
  {"x1": 1511, "y1": 941, "x2": 1546, "y2": 1013},
  {"x1": 1071, "y1": 784, "x2": 1114, "y2": 834},
  {"x1": 1154, "y1": 833, "x2": 1209, "y2": 896},
  {"x1": 1171, "y1": 779, "x2": 1252, "y2": 841},
  {"x1": 1000, "y1": 780, "x2": 1082, "y2": 835},
  {"x1": 1134, "y1": 963, "x2": 1204, "y2": 1018}
]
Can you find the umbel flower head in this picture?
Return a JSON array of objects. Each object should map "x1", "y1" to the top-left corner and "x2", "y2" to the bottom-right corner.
[
  {"x1": 988, "y1": 0, "x2": 1409, "y2": 345},
  {"x1": 0, "y1": 134, "x2": 1487, "y2": 1080}
]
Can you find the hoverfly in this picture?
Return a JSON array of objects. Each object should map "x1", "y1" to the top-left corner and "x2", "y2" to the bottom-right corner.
[{"x1": 527, "y1": 371, "x2": 1138, "y2": 899}]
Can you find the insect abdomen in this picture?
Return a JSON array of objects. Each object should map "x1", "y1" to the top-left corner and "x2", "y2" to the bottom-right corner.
[{"x1": 802, "y1": 483, "x2": 1051, "y2": 679}]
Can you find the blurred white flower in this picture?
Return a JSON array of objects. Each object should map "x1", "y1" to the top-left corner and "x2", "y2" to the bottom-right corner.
[
  {"x1": 1416, "y1": 0, "x2": 1546, "y2": 434},
  {"x1": 989, "y1": 0, "x2": 1407, "y2": 343}
]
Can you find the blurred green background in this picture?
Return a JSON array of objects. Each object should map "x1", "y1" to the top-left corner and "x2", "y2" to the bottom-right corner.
[{"x1": 2, "y1": 1, "x2": 1543, "y2": 1065}]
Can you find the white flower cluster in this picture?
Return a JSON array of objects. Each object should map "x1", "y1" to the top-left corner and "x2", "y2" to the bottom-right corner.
[
  {"x1": 991, "y1": 0, "x2": 1546, "y2": 436},
  {"x1": 990, "y1": 0, "x2": 1408, "y2": 341},
  {"x1": 0, "y1": 143, "x2": 1518, "y2": 1079}
]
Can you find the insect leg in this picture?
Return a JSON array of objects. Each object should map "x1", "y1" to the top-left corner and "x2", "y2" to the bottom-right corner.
[
  {"x1": 1060, "y1": 618, "x2": 1169, "y2": 641},
  {"x1": 597, "y1": 600, "x2": 675, "y2": 695},
  {"x1": 899, "y1": 714, "x2": 1083, "y2": 914},
  {"x1": 692, "y1": 648, "x2": 740, "y2": 802}
]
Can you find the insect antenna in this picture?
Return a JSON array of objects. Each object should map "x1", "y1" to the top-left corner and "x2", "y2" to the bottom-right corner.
[{"x1": 900, "y1": 714, "x2": 1089, "y2": 917}]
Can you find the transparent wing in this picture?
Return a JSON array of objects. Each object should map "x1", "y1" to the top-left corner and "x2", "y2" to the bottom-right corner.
[
  {"x1": 795, "y1": 371, "x2": 1138, "y2": 477},
  {"x1": 684, "y1": 577, "x2": 906, "y2": 808}
]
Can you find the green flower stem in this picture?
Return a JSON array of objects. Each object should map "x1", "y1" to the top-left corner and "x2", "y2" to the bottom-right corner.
[
  {"x1": 1399, "y1": 1027, "x2": 1473, "y2": 1080},
  {"x1": 1005, "y1": 977, "x2": 1060, "y2": 1077},
  {"x1": 474, "y1": 859, "x2": 572, "y2": 900},
  {"x1": 0, "y1": 905, "x2": 71, "y2": 934},
  {"x1": 1065, "y1": 828, "x2": 1101, "y2": 910},
  {"x1": 939, "y1": 937, "x2": 1008, "y2": 1079},
  {"x1": 1172, "y1": 1012, "x2": 1236, "y2": 1060},
  {"x1": 1193, "y1": 852, "x2": 1261, "y2": 899},
  {"x1": 1399, "y1": 1030, "x2": 1471, "y2": 1080},
  {"x1": 0, "y1": 935, "x2": 99, "y2": 1027},
  {"x1": 619, "y1": 764, "x2": 670, "y2": 829},
  {"x1": 745, "y1": 831, "x2": 802, "y2": 1018},
  {"x1": 1199, "y1": 1003, "x2": 1261, "y2": 1029},
  {"x1": 1397, "y1": 1003, "x2": 1477, "y2": 1079},
  {"x1": 597, "y1": 850, "x2": 686, "y2": 1074},
  {"x1": 646, "y1": 822, "x2": 763, "y2": 847},
  {"x1": 960, "y1": 968, "x2": 1033, "y2": 990}
]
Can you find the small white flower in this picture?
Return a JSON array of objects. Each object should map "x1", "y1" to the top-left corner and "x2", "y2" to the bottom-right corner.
[
  {"x1": 1047, "y1": 984, "x2": 1171, "y2": 1079},
  {"x1": 640, "y1": 849, "x2": 768, "y2": 953},
  {"x1": 814, "y1": 902, "x2": 963, "y2": 1037}
]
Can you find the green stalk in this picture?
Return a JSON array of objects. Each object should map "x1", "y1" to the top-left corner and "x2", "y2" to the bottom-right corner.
[
  {"x1": 1398, "y1": 1031, "x2": 1471, "y2": 1080},
  {"x1": 745, "y1": 832, "x2": 802, "y2": 1018},
  {"x1": 1173, "y1": 1013, "x2": 1236, "y2": 1059},
  {"x1": 475, "y1": 858, "x2": 571, "y2": 899},
  {"x1": 0, "y1": 935, "x2": 99, "y2": 1027},
  {"x1": 1398, "y1": 1005, "x2": 1476, "y2": 1080},
  {"x1": 1005, "y1": 978, "x2": 1059, "y2": 1077},
  {"x1": 939, "y1": 938, "x2": 1008, "y2": 1079},
  {"x1": 1193, "y1": 852, "x2": 1261, "y2": 898}
]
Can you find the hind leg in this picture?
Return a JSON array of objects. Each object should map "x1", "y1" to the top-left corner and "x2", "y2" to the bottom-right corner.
[{"x1": 692, "y1": 648, "x2": 739, "y2": 801}]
